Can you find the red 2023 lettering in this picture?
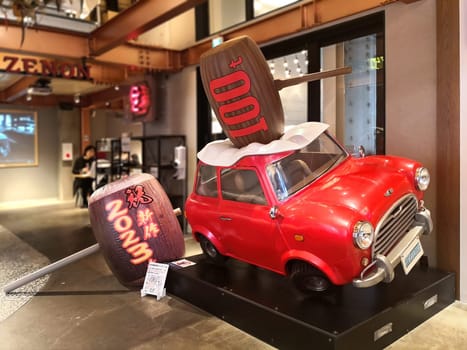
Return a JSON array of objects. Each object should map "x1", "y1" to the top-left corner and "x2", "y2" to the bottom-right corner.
[
  {"x1": 105, "y1": 199, "x2": 153, "y2": 265},
  {"x1": 209, "y1": 69, "x2": 269, "y2": 138}
]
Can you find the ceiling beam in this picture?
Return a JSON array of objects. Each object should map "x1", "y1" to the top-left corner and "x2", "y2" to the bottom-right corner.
[
  {"x1": 0, "y1": 0, "x2": 412, "y2": 94},
  {"x1": 0, "y1": 25, "x2": 89, "y2": 59},
  {"x1": 0, "y1": 25, "x2": 181, "y2": 71},
  {"x1": 81, "y1": 85, "x2": 131, "y2": 109},
  {"x1": 89, "y1": 0, "x2": 207, "y2": 57},
  {"x1": 0, "y1": 76, "x2": 38, "y2": 102},
  {"x1": 182, "y1": 0, "x2": 395, "y2": 66},
  {"x1": 2, "y1": 93, "x2": 76, "y2": 106},
  {"x1": 0, "y1": 52, "x2": 127, "y2": 85},
  {"x1": 88, "y1": 61, "x2": 128, "y2": 84},
  {"x1": 94, "y1": 44, "x2": 182, "y2": 72}
]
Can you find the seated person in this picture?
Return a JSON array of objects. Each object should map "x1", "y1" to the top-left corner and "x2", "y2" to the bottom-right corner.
[{"x1": 72, "y1": 145, "x2": 96, "y2": 208}]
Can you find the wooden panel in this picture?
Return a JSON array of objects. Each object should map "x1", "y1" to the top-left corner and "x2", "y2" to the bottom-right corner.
[{"x1": 436, "y1": 0, "x2": 460, "y2": 297}]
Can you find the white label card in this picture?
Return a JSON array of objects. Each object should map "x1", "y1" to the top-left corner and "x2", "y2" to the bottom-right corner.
[{"x1": 141, "y1": 262, "x2": 169, "y2": 300}]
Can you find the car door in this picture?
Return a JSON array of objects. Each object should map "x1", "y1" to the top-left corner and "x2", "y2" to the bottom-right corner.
[
  {"x1": 191, "y1": 164, "x2": 222, "y2": 235},
  {"x1": 217, "y1": 167, "x2": 283, "y2": 272}
]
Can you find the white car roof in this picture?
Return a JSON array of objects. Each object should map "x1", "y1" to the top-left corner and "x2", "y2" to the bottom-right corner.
[{"x1": 198, "y1": 122, "x2": 329, "y2": 167}]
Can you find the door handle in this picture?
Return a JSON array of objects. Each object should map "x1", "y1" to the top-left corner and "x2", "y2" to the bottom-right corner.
[{"x1": 219, "y1": 216, "x2": 232, "y2": 221}]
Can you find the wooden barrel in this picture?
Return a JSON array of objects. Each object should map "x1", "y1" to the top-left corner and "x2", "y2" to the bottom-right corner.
[
  {"x1": 88, "y1": 173, "x2": 185, "y2": 288},
  {"x1": 200, "y1": 35, "x2": 284, "y2": 148}
]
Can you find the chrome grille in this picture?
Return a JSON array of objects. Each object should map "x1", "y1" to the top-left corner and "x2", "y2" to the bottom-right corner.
[{"x1": 374, "y1": 194, "x2": 418, "y2": 256}]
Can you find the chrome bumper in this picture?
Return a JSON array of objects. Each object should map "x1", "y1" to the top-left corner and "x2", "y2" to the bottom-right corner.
[{"x1": 353, "y1": 209, "x2": 432, "y2": 288}]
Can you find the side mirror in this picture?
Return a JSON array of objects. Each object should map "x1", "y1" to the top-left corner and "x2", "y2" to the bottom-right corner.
[
  {"x1": 358, "y1": 145, "x2": 366, "y2": 158},
  {"x1": 269, "y1": 206, "x2": 279, "y2": 219}
]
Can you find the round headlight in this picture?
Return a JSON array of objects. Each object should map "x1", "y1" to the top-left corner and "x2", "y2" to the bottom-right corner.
[
  {"x1": 353, "y1": 221, "x2": 374, "y2": 250},
  {"x1": 415, "y1": 167, "x2": 430, "y2": 191}
]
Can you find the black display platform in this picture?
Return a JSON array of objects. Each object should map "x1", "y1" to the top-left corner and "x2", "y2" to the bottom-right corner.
[{"x1": 166, "y1": 255, "x2": 455, "y2": 350}]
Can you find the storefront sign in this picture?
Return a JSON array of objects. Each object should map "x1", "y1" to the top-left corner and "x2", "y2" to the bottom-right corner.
[
  {"x1": 0, "y1": 54, "x2": 91, "y2": 80},
  {"x1": 129, "y1": 83, "x2": 150, "y2": 116}
]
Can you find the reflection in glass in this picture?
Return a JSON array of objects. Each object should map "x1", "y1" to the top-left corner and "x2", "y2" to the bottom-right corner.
[
  {"x1": 321, "y1": 34, "x2": 381, "y2": 156},
  {"x1": 267, "y1": 51, "x2": 308, "y2": 127},
  {"x1": 267, "y1": 132, "x2": 346, "y2": 201}
]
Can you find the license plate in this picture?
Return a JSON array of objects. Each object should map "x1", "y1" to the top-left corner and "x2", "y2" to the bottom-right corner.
[{"x1": 401, "y1": 237, "x2": 424, "y2": 275}]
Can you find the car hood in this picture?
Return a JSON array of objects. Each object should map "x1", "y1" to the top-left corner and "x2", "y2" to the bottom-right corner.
[{"x1": 281, "y1": 157, "x2": 415, "y2": 222}]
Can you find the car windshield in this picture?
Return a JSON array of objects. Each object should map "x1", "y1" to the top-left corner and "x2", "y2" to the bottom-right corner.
[{"x1": 267, "y1": 132, "x2": 347, "y2": 201}]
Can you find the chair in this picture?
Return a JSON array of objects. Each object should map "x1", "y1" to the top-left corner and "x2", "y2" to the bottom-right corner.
[{"x1": 285, "y1": 159, "x2": 312, "y2": 186}]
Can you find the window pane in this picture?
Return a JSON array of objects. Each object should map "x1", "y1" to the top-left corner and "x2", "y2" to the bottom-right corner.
[
  {"x1": 196, "y1": 165, "x2": 218, "y2": 197},
  {"x1": 267, "y1": 50, "x2": 308, "y2": 126},
  {"x1": 254, "y1": 0, "x2": 299, "y2": 17},
  {"x1": 267, "y1": 133, "x2": 346, "y2": 201},
  {"x1": 211, "y1": 109, "x2": 223, "y2": 134},
  {"x1": 209, "y1": 0, "x2": 246, "y2": 34},
  {"x1": 221, "y1": 169, "x2": 267, "y2": 205}
]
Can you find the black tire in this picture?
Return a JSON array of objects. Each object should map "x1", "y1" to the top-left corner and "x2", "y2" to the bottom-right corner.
[
  {"x1": 199, "y1": 235, "x2": 227, "y2": 264},
  {"x1": 289, "y1": 261, "x2": 332, "y2": 293}
]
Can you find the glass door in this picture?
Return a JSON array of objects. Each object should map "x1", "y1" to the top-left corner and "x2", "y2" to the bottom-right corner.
[{"x1": 320, "y1": 34, "x2": 385, "y2": 156}]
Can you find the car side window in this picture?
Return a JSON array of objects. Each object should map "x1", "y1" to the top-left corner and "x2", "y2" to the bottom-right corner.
[
  {"x1": 220, "y1": 169, "x2": 267, "y2": 205},
  {"x1": 196, "y1": 165, "x2": 218, "y2": 197}
]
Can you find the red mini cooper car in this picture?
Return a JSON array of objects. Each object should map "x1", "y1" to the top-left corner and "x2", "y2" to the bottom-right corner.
[{"x1": 185, "y1": 122, "x2": 432, "y2": 293}]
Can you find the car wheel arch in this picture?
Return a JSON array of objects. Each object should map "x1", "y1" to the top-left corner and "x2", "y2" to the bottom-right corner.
[
  {"x1": 282, "y1": 250, "x2": 338, "y2": 285},
  {"x1": 194, "y1": 231, "x2": 226, "y2": 255}
]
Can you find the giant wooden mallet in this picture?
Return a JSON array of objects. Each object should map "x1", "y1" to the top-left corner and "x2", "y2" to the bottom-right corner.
[
  {"x1": 200, "y1": 35, "x2": 351, "y2": 148},
  {"x1": 4, "y1": 173, "x2": 185, "y2": 293}
]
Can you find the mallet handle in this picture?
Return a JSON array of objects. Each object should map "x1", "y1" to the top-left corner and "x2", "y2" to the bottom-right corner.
[
  {"x1": 274, "y1": 66, "x2": 352, "y2": 90},
  {"x1": 4, "y1": 208, "x2": 183, "y2": 294},
  {"x1": 3, "y1": 243, "x2": 100, "y2": 294}
]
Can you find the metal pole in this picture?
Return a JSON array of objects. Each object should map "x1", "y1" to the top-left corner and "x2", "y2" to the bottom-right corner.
[{"x1": 3, "y1": 243, "x2": 100, "y2": 294}]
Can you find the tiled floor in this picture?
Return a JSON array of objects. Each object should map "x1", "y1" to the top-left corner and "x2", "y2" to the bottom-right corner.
[{"x1": 0, "y1": 202, "x2": 466, "y2": 349}]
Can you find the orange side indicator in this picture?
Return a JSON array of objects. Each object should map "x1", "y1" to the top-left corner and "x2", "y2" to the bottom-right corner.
[{"x1": 294, "y1": 234, "x2": 304, "y2": 242}]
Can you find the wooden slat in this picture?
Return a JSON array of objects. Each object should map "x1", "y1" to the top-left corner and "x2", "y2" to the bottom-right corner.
[{"x1": 436, "y1": 0, "x2": 460, "y2": 298}]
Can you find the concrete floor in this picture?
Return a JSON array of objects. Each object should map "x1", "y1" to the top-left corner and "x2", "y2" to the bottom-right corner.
[{"x1": 0, "y1": 202, "x2": 466, "y2": 349}]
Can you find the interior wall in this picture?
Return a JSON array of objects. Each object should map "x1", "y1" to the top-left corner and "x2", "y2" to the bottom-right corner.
[
  {"x1": 90, "y1": 110, "x2": 143, "y2": 143},
  {"x1": 209, "y1": 0, "x2": 246, "y2": 34},
  {"x1": 385, "y1": 0, "x2": 437, "y2": 265},
  {"x1": 144, "y1": 67, "x2": 197, "y2": 191},
  {"x1": 0, "y1": 106, "x2": 60, "y2": 203},
  {"x1": 57, "y1": 108, "x2": 81, "y2": 201}
]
